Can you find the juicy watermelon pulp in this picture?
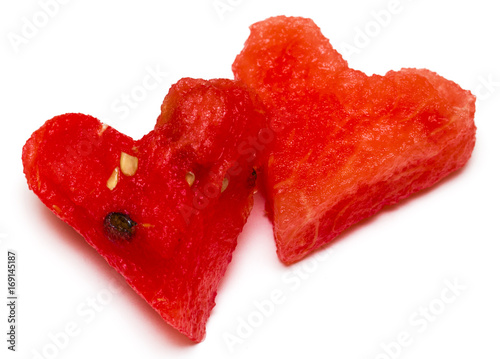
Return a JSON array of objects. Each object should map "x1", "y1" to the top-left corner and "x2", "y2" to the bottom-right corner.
[
  {"x1": 232, "y1": 16, "x2": 476, "y2": 264},
  {"x1": 22, "y1": 78, "x2": 265, "y2": 342}
]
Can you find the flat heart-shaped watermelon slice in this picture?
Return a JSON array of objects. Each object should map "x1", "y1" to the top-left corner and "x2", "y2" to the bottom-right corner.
[
  {"x1": 22, "y1": 78, "x2": 264, "y2": 342},
  {"x1": 233, "y1": 16, "x2": 476, "y2": 264}
]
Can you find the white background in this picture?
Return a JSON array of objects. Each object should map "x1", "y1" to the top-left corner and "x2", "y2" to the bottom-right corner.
[{"x1": 1, "y1": 0, "x2": 499, "y2": 358}]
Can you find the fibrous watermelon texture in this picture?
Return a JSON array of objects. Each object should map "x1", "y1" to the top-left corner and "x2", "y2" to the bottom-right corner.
[
  {"x1": 22, "y1": 78, "x2": 264, "y2": 342},
  {"x1": 233, "y1": 16, "x2": 476, "y2": 264}
]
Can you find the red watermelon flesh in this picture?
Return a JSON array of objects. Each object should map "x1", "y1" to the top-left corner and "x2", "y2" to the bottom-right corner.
[
  {"x1": 232, "y1": 16, "x2": 476, "y2": 264},
  {"x1": 22, "y1": 78, "x2": 264, "y2": 342}
]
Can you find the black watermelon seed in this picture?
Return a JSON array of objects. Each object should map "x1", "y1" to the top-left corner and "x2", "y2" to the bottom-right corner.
[{"x1": 104, "y1": 212, "x2": 137, "y2": 241}]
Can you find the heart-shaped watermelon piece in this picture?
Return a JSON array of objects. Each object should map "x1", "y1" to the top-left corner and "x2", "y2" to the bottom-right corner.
[
  {"x1": 233, "y1": 16, "x2": 476, "y2": 264},
  {"x1": 22, "y1": 78, "x2": 264, "y2": 342}
]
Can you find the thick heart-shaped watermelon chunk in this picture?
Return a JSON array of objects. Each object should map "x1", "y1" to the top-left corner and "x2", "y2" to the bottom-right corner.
[
  {"x1": 22, "y1": 78, "x2": 264, "y2": 342},
  {"x1": 233, "y1": 16, "x2": 476, "y2": 264}
]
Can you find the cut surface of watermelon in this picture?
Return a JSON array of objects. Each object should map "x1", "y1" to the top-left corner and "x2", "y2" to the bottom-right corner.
[
  {"x1": 233, "y1": 16, "x2": 476, "y2": 264},
  {"x1": 22, "y1": 78, "x2": 264, "y2": 342}
]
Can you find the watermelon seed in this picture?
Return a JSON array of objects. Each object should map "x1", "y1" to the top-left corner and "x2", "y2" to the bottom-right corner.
[
  {"x1": 98, "y1": 123, "x2": 108, "y2": 136},
  {"x1": 104, "y1": 212, "x2": 137, "y2": 241},
  {"x1": 106, "y1": 167, "x2": 119, "y2": 190},
  {"x1": 120, "y1": 152, "x2": 139, "y2": 176},
  {"x1": 221, "y1": 177, "x2": 229, "y2": 193},
  {"x1": 185, "y1": 171, "x2": 195, "y2": 187}
]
